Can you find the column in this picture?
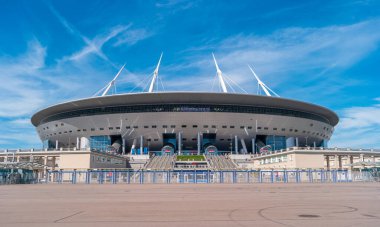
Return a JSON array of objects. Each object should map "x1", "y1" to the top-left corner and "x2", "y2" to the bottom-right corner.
[
  {"x1": 178, "y1": 132, "x2": 182, "y2": 155},
  {"x1": 44, "y1": 156, "x2": 48, "y2": 178},
  {"x1": 252, "y1": 138, "x2": 256, "y2": 154},
  {"x1": 197, "y1": 132, "x2": 201, "y2": 155},
  {"x1": 52, "y1": 157, "x2": 56, "y2": 171},
  {"x1": 234, "y1": 135, "x2": 238, "y2": 154},
  {"x1": 348, "y1": 155, "x2": 353, "y2": 171},
  {"x1": 338, "y1": 155, "x2": 342, "y2": 169},
  {"x1": 360, "y1": 153, "x2": 364, "y2": 162},
  {"x1": 76, "y1": 137, "x2": 80, "y2": 149},
  {"x1": 295, "y1": 137, "x2": 299, "y2": 147},
  {"x1": 122, "y1": 138, "x2": 126, "y2": 155},
  {"x1": 55, "y1": 140, "x2": 58, "y2": 150},
  {"x1": 326, "y1": 156, "x2": 330, "y2": 170},
  {"x1": 140, "y1": 135, "x2": 144, "y2": 155},
  {"x1": 334, "y1": 155, "x2": 339, "y2": 169}
]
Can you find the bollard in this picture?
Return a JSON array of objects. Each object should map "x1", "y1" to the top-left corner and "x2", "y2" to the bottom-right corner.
[
  {"x1": 247, "y1": 170, "x2": 250, "y2": 184},
  {"x1": 112, "y1": 170, "x2": 117, "y2": 184},
  {"x1": 72, "y1": 170, "x2": 77, "y2": 184},
  {"x1": 284, "y1": 169, "x2": 288, "y2": 183},
  {"x1": 271, "y1": 170, "x2": 274, "y2": 183},
  {"x1": 296, "y1": 169, "x2": 300, "y2": 183},
  {"x1": 259, "y1": 170, "x2": 262, "y2": 183}
]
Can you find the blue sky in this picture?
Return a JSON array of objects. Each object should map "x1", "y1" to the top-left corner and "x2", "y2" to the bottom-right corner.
[{"x1": 1, "y1": 0, "x2": 380, "y2": 149}]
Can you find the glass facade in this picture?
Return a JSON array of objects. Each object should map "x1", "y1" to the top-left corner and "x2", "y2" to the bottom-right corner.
[
  {"x1": 90, "y1": 136, "x2": 111, "y2": 152},
  {"x1": 39, "y1": 104, "x2": 331, "y2": 125},
  {"x1": 265, "y1": 136, "x2": 286, "y2": 151}
]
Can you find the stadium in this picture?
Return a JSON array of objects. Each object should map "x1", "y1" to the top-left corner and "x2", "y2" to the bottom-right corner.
[{"x1": 31, "y1": 55, "x2": 339, "y2": 158}]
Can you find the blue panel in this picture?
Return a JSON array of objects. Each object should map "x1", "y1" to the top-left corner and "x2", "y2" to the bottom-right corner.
[
  {"x1": 90, "y1": 136, "x2": 111, "y2": 152},
  {"x1": 265, "y1": 136, "x2": 286, "y2": 151}
]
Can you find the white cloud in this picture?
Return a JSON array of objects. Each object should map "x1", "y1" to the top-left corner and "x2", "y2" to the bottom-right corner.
[
  {"x1": 0, "y1": 40, "x2": 47, "y2": 117},
  {"x1": 330, "y1": 98, "x2": 380, "y2": 148},
  {"x1": 162, "y1": 19, "x2": 380, "y2": 96},
  {"x1": 113, "y1": 29, "x2": 153, "y2": 46}
]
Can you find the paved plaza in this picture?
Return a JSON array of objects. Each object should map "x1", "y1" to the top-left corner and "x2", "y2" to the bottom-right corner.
[{"x1": 0, "y1": 183, "x2": 379, "y2": 227}]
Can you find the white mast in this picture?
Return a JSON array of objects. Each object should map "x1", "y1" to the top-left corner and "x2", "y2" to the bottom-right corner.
[
  {"x1": 101, "y1": 64, "x2": 126, "y2": 96},
  {"x1": 148, "y1": 53, "x2": 163, "y2": 93},
  {"x1": 248, "y1": 65, "x2": 279, "y2": 97},
  {"x1": 212, "y1": 53, "x2": 228, "y2": 93}
]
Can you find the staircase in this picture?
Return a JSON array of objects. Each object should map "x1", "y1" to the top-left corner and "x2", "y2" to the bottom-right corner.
[
  {"x1": 144, "y1": 155, "x2": 175, "y2": 170},
  {"x1": 206, "y1": 155, "x2": 237, "y2": 170}
]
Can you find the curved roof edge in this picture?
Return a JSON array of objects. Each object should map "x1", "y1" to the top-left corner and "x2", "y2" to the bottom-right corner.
[{"x1": 31, "y1": 92, "x2": 339, "y2": 127}]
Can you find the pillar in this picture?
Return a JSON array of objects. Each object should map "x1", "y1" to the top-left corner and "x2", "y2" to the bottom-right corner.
[
  {"x1": 348, "y1": 155, "x2": 353, "y2": 171},
  {"x1": 295, "y1": 137, "x2": 299, "y2": 147},
  {"x1": 338, "y1": 155, "x2": 342, "y2": 169},
  {"x1": 76, "y1": 137, "x2": 80, "y2": 149},
  {"x1": 360, "y1": 153, "x2": 364, "y2": 162},
  {"x1": 55, "y1": 140, "x2": 58, "y2": 150},
  {"x1": 234, "y1": 135, "x2": 238, "y2": 154},
  {"x1": 178, "y1": 132, "x2": 182, "y2": 155},
  {"x1": 252, "y1": 138, "x2": 256, "y2": 154},
  {"x1": 326, "y1": 156, "x2": 330, "y2": 170},
  {"x1": 197, "y1": 132, "x2": 201, "y2": 155},
  {"x1": 140, "y1": 135, "x2": 143, "y2": 155},
  {"x1": 44, "y1": 156, "x2": 48, "y2": 178},
  {"x1": 52, "y1": 156, "x2": 56, "y2": 171},
  {"x1": 122, "y1": 138, "x2": 126, "y2": 155},
  {"x1": 334, "y1": 155, "x2": 339, "y2": 169}
]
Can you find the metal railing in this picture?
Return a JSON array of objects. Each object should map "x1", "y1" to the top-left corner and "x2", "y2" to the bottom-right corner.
[{"x1": 42, "y1": 169, "x2": 377, "y2": 184}]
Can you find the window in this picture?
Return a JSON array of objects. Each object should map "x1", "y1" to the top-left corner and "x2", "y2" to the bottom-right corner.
[
  {"x1": 109, "y1": 127, "x2": 113, "y2": 130},
  {"x1": 230, "y1": 126, "x2": 235, "y2": 128},
  {"x1": 203, "y1": 125, "x2": 209, "y2": 128},
  {"x1": 99, "y1": 128, "x2": 104, "y2": 131},
  {"x1": 289, "y1": 129, "x2": 293, "y2": 132},
  {"x1": 126, "y1": 126, "x2": 130, "y2": 129},
  {"x1": 248, "y1": 126, "x2": 252, "y2": 129},
  {"x1": 61, "y1": 123, "x2": 64, "y2": 126},
  {"x1": 257, "y1": 127, "x2": 262, "y2": 130},
  {"x1": 91, "y1": 128, "x2": 95, "y2": 131},
  {"x1": 83, "y1": 129, "x2": 87, "y2": 132},
  {"x1": 133, "y1": 126, "x2": 138, "y2": 129},
  {"x1": 181, "y1": 125, "x2": 187, "y2": 128},
  {"x1": 212, "y1": 125, "x2": 216, "y2": 128},
  {"x1": 273, "y1": 128, "x2": 277, "y2": 130},
  {"x1": 182, "y1": 138, "x2": 187, "y2": 141},
  {"x1": 294, "y1": 129, "x2": 298, "y2": 132},
  {"x1": 144, "y1": 126, "x2": 149, "y2": 128},
  {"x1": 240, "y1": 126, "x2": 244, "y2": 129},
  {"x1": 281, "y1": 128, "x2": 285, "y2": 131},
  {"x1": 152, "y1": 125, "x2": 157, "y2": 128},
  {"x1": 162, "y1": 125, "x2": 168, "y2": 128},
  {"x1": 264, "y1": 127, "x2": 268, "y2": 130},
  {"x1": 116, "y1": 127, "x2": 120, "y2": 130},
  {"x1": 193, "y1": 125, "x2": 198, "y2": 128},
  {"x1": 222, "y1": 125, "x2": 227, "y2": 128},
  {"x1": 39, "y1": 103, "x2": 331, "y2": 126},
  {"x1": 171, "y1": 125, "x2": 176, "y2": 128},
  {"x1": 77, "y1": 129, "x2": 81, "y2": 132},
  {"x1": 192, "y1": 138, "x2": 196, "y2": 141},
  {"x1": 154, "y1": 139, "x2": 158, "y2": 141}
]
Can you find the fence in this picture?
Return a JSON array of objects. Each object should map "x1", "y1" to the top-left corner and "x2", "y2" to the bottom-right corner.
[
  {"x1": 42, "y1": 169, "x2": 371, "y2": 184},
  {"x1": 0, "y1": 169, "x2": 37, "y2": 185}
]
